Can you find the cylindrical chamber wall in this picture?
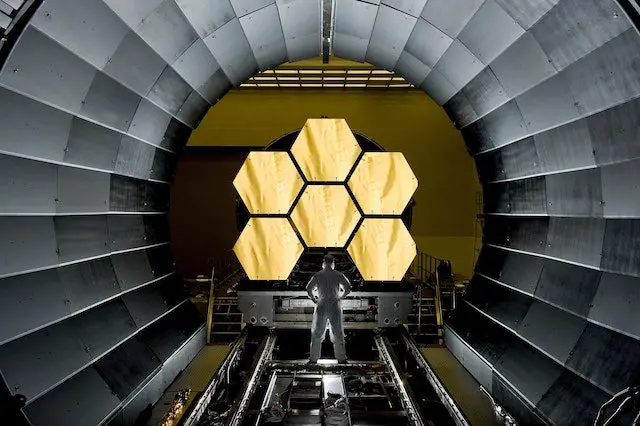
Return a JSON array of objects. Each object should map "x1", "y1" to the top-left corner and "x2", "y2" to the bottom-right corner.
[{"x1": 0, "y1": 0, "x2": 639, "y2": 425}]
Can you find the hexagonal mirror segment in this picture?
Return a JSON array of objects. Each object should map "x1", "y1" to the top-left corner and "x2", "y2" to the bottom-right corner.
[
  {"x1": 233, "y1": 151, "x2": 304, "y2": 214},
  {"x1": 291, "y1": 119, "x2": 362, "y2": 182},
  {"x1": 291, "y1": 185, "x2": 361, "y2": 247},
  {"x1": 348, "y1": 152, "x2": 418, "y2": 215},
  {"x1": 347, "y1": 218, "x2": 416, "y2": 281},
  {"x1": 233, "y1": 217, "x2": 303, "y2": 280}
]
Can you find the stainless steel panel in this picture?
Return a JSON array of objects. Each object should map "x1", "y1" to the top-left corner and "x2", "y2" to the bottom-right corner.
[
  {"x1": 110, "y1": 249, "x2": 154, "y2": 291},
  {"x1": 115, "y1": 136, "x2": 155, "y2": 179},
  {"x1": 566, "y1": 323, "x2": 640, "y2": 394},
  {"x1": 381, "y1": 0, "x2": 426, "y2": 17},
  {"x1": 102, "y1": 0, "x2": 164, "y2": 28},
  {"x1": 564, "y1": 29, "x2": 640, "y2": 117},
  {"x1": 69, "y1": 299, "x2": 137, "y2": 358},
  {"x1": 230, "y1": 0, "x2": 274, "y2": 17},
  {"x1": 143, "y1": 182, "x2": 170, "y2": 213},
  {"x1": 462, "y1": 100, "x2": 527, "y2": 153},
  {"x1": 0, "y1": 269, "x2": 69, "y2": 344},
  {"x1": 466, "y1": 277, "x2": 533, "y2": 330},
  {"x1": 240, "y1": 4, "x2": 287, "y2": 70},
  {"x1": 420, "y1": 0, "x2": 484, "y2": 39},
  {"x1": 601, "y1": 219, "x2": 640, "y2": 276},
  {"x1": 537, "y1": 370, "x2": 609, "y2": 426},
  {"x1": 485, "y1": 216, "x2": 549, "y2": 254},
  {"x1": 0, "y1": 155, "x2": 57, "y2": 214},
  {"x1": 420, "y1": 68, "x2": 457, "y2": 105},
  {"x1": 0, "y1": 1, "x2": 12, "y2": 15},
  {"x1": 545, "y1": 169, "x2": 603, "y2": 217},
  {"x1": 177, "y1": 90, "x2": 209, "y2": 126},
  {"x1": 204, "y1": 18, "x2": 258, "y2": 86},
  {"x1": 0, "y1": 217, "x2": 57, "y2": 277},
  {"x1": 64, "y1": 117, "x2": 120, "y2": 171},
  {"x1": 601, "y1": 160, "x2": 640, "y2": 217},
  {"x1": 136, "y1": 0, "x2": 199, "y2": 64},
  {"x1": 394, "y1": 51, "x2": 430, "y2": 86},
  {"x1": 103, "y1": 31, "x2": 166, "y2": 96},
  {"x1": 494, "y1": 341, "x2": 563, "y2": 405},
  {"x1": 499, "y1": 250, "x2": 544, "y2": 295},
  {"x1": 589, "y1": 273, "x2": 640, "y2": 340},
  {"x1": 117, "y1": 366, "x2": 165, "y2": 426},
  {"x1": 516, "y1": 300, "x2": 587, "y2": 363},
  {"x1": 31, "y1": 0, "x2": 129, "y2": 69},
  {"x1": 0, "y1": 320, "x2": 91, "y2": 401},
  {"x1": 500, "y1": 136, "x2": 540, "y2": 180},
  {"x1": 444, "y1": 91, "x2": 477, "y2": 128},
  {"x1": 128, "y1": 99, "x2": 173, "y2": 148},
  {"x1": 122, "y1": 284, "x2": 169, "y2": 328},
  {"x1": 0, "y1": 11, "x2": 9, "y2": 29},
  {"x1": 333, "y1": 0, "x2": 377, "y2": 61},
  {"x1": 0, "y1": 26, "x2": 96, "y2": 113},
  {"x1": 3, "y1": 0, "x2": 22, "y2": 8},
  {"x1": 434, "y1": 39, "x2": 484, "y2": 92},
  {"x1": 160, "y1": 118, "x2": 192, "y2": 152},
  {"x1": 24, "y1": 367, "x2": 120, "y2": 426},
  {"x1": 460, "y1": 342, "x2": 493, "y2": 389},
  {"x1": 277, "y1": 0, "x2": 320, "y2": 61},
  {"x1": 545, "y1": 217, "x2": 605, "y2": 267},
  {"x1": 107, "y1": 215, "x2": 147, "y2": 251},
  {"x1": 198, "y1": 69, "x2": 232, "y2": 104},
  {"x1": 0, "y1": 87, "x2": 72, "y2": 161},
  {"x1": 494, "y1": 0, "x2": 559, "y2": 30},
  {"x1": 147, "y1": 66, "x2": 192, "y2": 115},
  {"x1": 173, "y1": 39, "x2": 220, "y2": 94},
  {"x1": 458, "y1": 0, "x2": 524, "y2": 65},
  {"x1": 515, "y1": 74, "x2": 580, "y2": 134},
  {"x1": 365, "y1": 5, "x2": 417, "y2": 70},
  {"x1": 404, "y1": 18, "x2": 452, "y2": 69},
  {"x1": 491, "y1": 375, "x2": 548, "y2": 426},
  {"x1": 508, "y1": 176, "x2": 547, "y2": 214},
  {"x1": 59, "y1": 258, "x2": 120, "y2": 312},
  {"x1": 533, "y1": 119, "x2": 596, "y2": 173},
  {"x1": 458, "y1": 67, "x2": 509, "y2": 125},
  {"x1": 54, "y1": 216, "x2": 110, "y2": 263},
  {"x1": 489, "y1": 32, "x2": 556, "y2": 98},
  {"x1": 151, "y1": 149, "x2": 178, "y2": 182},
  {"x1": 588, "y1": 97, "x2": 640, "y2": 167},
  {"x1": 141, "y1": 303, "x2": 203, "y2": 362},
  {"x1": 535, "y1": 259, "x2": 602, "y2": 317},
  {"x1": 109, "y1": 175, "x2": 146, "y2": 212},
  {"x1": 175, "y1": 0, "x2": 236, "y2": 38},
  {"x1": 531, "y1": 0, "x2": 630, "y2": 72},
  {"x1": 56, "y1": 167, "x2": 111, "y2": 214},
  {"x1": 94, "y1": 336, "x2": 161, "y2": 400},
  {"x1": 80, "y1": 73, "x2": 141, "y2": 131}
]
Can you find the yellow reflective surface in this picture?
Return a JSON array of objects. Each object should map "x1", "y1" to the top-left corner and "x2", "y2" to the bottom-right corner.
[
  {"x1": 347, "y1": 218, "x2": 416, "y2": 281},
  {"x1": 233, "y1": 151, "x2": 304, "y2": 214},
  {"x1": 291, "y1": 119, "x2": 362, "y2": 182},
  {"x1": 291, "y1": 185, "x2": 361, "y2": 248},
  {"x1": 233, "y1": 217, "x2": 303, "y2": 280},
  {"x1": 348, "y1": 152, "x2": 418, "y2": 215}
]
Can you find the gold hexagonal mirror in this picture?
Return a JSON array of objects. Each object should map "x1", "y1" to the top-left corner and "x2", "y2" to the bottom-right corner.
[
  {"x1": 291, "y1": 185, "x2": 361, "y2": 248},
  {"x1": 233, "y1": 217, "x2": 303, "y2": 280},
  {"x1": 233, "y1": 151, "x2": 304, "y2": 214},
  {"x1": 348, "y1": 152, "x2": 418, "y2": 215},
  {"x1": 347, "y1": 218, "x2": 416, "y2": 281},
  {"x1": 291, "y1": 119, "x2": 362, "y2": 182}
]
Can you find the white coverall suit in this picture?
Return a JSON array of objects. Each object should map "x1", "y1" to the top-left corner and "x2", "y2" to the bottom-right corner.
[{"x1": 306, "y1": 268, "x2": 351, "y2": 363}]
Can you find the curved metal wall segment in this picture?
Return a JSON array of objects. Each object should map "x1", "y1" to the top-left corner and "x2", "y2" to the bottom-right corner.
[{"x1": 1, "y1": 0, "x2": 640, "y2": 424}]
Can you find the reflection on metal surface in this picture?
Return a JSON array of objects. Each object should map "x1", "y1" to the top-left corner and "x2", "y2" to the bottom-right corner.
[
  {"x1": 348, "y1": 218, "x2": 416, "y2": 281},
  {"x1": 233, "y1": 151, "x2": 304, "y2": 214},
  {"x1": 290, "y1": 185, "x2": 360, "y2": 247},
  {"x1": 348, "y1": 152, "x2": 418, "y2": 215},
  {"x1": 291, "y1": 118, "x2": 362, "y2": 182},
  {"x1": 233, "y1": 217, "x2": 303, "y2": 280}
]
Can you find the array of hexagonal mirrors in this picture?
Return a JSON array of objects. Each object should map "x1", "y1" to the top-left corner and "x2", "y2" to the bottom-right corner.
[{"x1": 233, "y1": 119, "x2": 418, "y2": 282}]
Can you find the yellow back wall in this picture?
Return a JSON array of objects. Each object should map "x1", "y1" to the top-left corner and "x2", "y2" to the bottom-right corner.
[{"x1": 188, "y1": 89, "x2": 481, "y2": 277}]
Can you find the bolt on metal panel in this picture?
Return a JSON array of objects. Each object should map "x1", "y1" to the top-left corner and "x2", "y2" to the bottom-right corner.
[
  {"x1": 204, "y1": 18, "x2": 258, "y2": 86},
  {"x1": 365, "y1": 4, "x2": 418, "y2": 70},
  {"x1": 545, "y1": 169, "x2": 604, "y2": 217},
  {"x1": 240, "y1": 4, "x2": 288, "y2": 70},
  {"x1": 0, "y1": 217, "x2": 58, "y2": 277},
  {"x1": 0, "y1": 155, "x2": 57, "y2": 214},
  {"x1": 31, "y1": 0, "x2": 129, "y2": 70},
  {"x1": 0, "y1": 25, "x2": 97, "y2": 113},
  {"x1": 588, "y1": 272, "x2": 640, "y2": 340},
  {"x1": 458, "y1": 0, "x2": 525, "y2": 65}
]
